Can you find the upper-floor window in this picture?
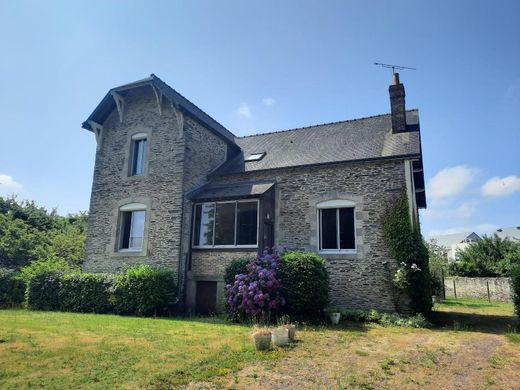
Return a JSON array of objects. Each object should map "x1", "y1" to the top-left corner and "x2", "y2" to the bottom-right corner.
[
  {"x1": 317, "y1": 200, "x2": 356, "y2": 253},
  {"x1": 131, "y1": 133, "x2": 148, "y2": 176},
  {"x1": 193, "y1": 200, "x2": 258, "y2": 248},
  {"x1": 119, "y1": 203, "x2": 146, "y2": 251}
]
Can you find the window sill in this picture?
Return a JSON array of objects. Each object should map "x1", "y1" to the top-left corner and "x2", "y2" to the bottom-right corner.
[
  {"x1": 192, "y1": 246, "x2": 258, "y2": 252},
  {"x1": 112, "y1": 249, "x2": 146, "y2": 257}
]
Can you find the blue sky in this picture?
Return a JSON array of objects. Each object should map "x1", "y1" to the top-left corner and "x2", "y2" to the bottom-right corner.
[{"x1": 0, "y1": 0, "x2": 519, "y2": 238}]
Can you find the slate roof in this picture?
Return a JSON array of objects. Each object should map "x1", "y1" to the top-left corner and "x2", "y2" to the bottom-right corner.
[
  {"x1": 429, "y1": 232, "x2": 482, "y2": 248},
  {"x1": 189, "y1": 181, "x2": 275, "y2": 202},
  {"x1": 82, "y1": 74, "x2": 238, "y2": 147},
  {"x1": 212, "y1": 110, "x2": 422, "y2": 175},
  {"x1": 495, "y1": 227, "x2": 520, "y2": 241}
]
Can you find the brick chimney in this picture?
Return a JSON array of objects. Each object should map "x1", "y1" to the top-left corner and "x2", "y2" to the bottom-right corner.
[{"x1": 389, "y1": 73, "x2": 407, "y2": 133}]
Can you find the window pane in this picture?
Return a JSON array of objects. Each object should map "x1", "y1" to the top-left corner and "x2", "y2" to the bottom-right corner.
[
  {"x1": 193, "y1": 204, "x2": 202, "y2": 246},
  {"x1": 129, "y1": 210, "x2": 145, "y2": 249},
  {"x1": 320, "y1": 208, "x2": 337, "y2": 250},
  {"x1": 339, "y1": 208, "x2": 355, "y2": 249},
  {"x1": 132, "y1": 139, "x2": 147, "y2": 175},
  {"x1": 236, "y1": 202, "x2": 258, "y2": 245},
  {"x1": 215, "y1": 202, "x2": 236, "y2": 245},
  {"x1": 120, "y1": 212, "x2": 132, "y2": 249},
  {"x1": 196, "y1": 203, "x2": 215, "y2": 246}
]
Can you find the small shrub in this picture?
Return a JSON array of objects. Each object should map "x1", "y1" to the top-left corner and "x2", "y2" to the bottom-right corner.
[
  {"x1": 26, "y1": 270, "x2": 64, "y2": 311},
  {"x1": 0, "y1": 268, "x2": 25, "y2": 308},
  {"x1": 60, "y1": 273, "x2": 115, "y2": 313},
  {"x1": 278, "y1": 251, "x2": 330, "y2": 317},
  {"x1": 224, "y1": 257, "x2": 251, "y2": 286},
  {"x1": 511, "y1": 265, "x2": 520, "y2": 317},
  {"x1": 114, "y1": 264, "x2": 177, "y2": 316},
  {"x1": 341, "y1": 308, "x2": 429, "y2": 328}
]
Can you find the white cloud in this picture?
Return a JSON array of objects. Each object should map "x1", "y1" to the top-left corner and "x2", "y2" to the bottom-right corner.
[
  {"x1": 428, "y1": 223, "x2": 498, "y2": 238},
  {"x1": 236, "y1": 103, "x2": 251, "y2": 119},
  {"x1": 481, "y1": 175, "x2": 520, "y2": 198},
  {"x1": 422, "y1": 200, "x2": 477, "y2": 219},
  {"x1": 0, "y1": 174, "x2": 22, "y2": 193},
  {"x1": 427, "y1": 165, "x2": 478, "y2": 199},
  {"x1": 262, "y1": 97, "x2": 276, "y2": 106}
]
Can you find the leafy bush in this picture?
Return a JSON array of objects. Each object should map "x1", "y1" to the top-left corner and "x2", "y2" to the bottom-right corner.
[
  {"x1": 450, "y1": 235, "x2": 520, "y2": 277},
  {"x1": 26, "y1": 270, "x2": 64, "y2": 311},
  {"x1": 278, "y1": 251, "x2": 330, "y2": 317},
  {"x1": 114, "y1": 264, "x2": 177, "y2": 316},
  {"x1": 511, "y1": 265, "x2": 520, "y2": 318},
  {"x1": 224, "y1": 257, "x2": 251, "y2": 285},
  {"x1": 225, "y1": 251, "x2": 285, "y2": 323},
  {"x1": 383, "y1": 191, "x2": 432, "y2": 316},
  {"x1": 341, "y1": 308, "x2": 429, "y2": 328},
  {"x1": 60, "y1": 273, "x2": 115, "y2": 313},
  {"x1": 19, "y1": 257, "x2": 74, "y2": 285},
  {"x1": 0, "y1": 268, "x2": 25, "y2": 308}
]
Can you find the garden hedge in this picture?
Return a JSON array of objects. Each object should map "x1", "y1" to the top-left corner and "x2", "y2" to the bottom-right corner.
[
  {"x1": 0, "y1": 268, "x2": 25, "y2": 308},
  {"x1": 511, "y1": 265, "x2": 520, "y2": 318}
]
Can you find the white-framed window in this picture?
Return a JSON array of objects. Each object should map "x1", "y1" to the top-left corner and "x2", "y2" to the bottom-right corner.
[
  {"x1": 130, "y1": 133, "x2": 148, "y2": 176},
  {"x1": 317, "y1": 200, "x2": 356, "y2": 253},
  {"x1": 118, "y1": 203, "x2": 146, "y2": 251},
  {"x1": 192, "y1": 200, "x2": 259, "y2": 248}
]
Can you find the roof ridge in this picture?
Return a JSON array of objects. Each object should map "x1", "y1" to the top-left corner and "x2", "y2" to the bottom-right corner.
[{"x1": 238, "y1": 109, "x2": 418, "y2": 139}]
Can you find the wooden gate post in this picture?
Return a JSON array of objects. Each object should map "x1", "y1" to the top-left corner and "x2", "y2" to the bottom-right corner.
[{"x1": 453, "y1": 279, "x2": 457, "y2": 299}]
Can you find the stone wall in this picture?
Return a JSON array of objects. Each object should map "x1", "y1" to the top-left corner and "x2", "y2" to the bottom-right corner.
[
  {"x1": 203, "y1": 159, "x2": 410, "y2": 312},
  {"x1": 444, "y1": 277, "x2": 513, "y2": 302}
]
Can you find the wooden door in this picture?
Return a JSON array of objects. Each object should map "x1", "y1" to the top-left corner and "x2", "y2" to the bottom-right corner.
[{"x1": 195, "y1": 281, "x2": 217, "y2": 315}]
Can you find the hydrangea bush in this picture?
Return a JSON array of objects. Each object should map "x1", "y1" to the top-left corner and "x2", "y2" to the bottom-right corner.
[{"x1": 225, "y1": 250, "x2": 285, "y2": 323}]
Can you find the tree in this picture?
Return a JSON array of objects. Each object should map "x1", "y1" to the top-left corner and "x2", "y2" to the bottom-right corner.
[
  {"x1": 426, "y1": 240, "x2": 449, "y2": 295},
  {"x1": 449, "y1": 234, "x2": 520, "y2": 277}
]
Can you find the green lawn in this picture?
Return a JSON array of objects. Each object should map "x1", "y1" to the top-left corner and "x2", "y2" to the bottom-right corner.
[
  {"x1": 434, "y1": 297, "x2": 515, "y2": 317},
  {"x1": 0, "y1": 310, "x2": 281, "y2": 389}
]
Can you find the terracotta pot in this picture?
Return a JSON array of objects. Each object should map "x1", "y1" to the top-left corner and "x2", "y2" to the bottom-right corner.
[
  {"x1": 271, "y1": 327, "x2": 289, "y2": 347},
  {"x1": 330, "y1": 312, "x2": 341, "y2": 325},
  {"x1": 284, "y1": 324, "x2": 296, "y2": 341},
  {"x1": 253, "y1": 333, "x2": 272, "y2": 351}
]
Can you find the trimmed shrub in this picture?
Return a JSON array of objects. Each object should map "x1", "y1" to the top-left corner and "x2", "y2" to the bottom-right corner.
[
  {"x1": 26, "y1": 270, "x2": 64, "y2": 311},
  {"x1": 114, "y1": 264, "x2": 177, "y2": 316},
  {"x1": 278, "y1": 251, "x2": 330, "y2": 317},
  {"x1": 19, "y1": 257, "x2": 75, "y2": 285},
  {"x1": 512, "y1": 265, "x2": 520, "y2": 318},
  {"x1": 0, "y1": 268, "x2": 25, "y2": 308},
  {"x1": 60, "y1": 273, "x2": 115, "y2": 313},
  {"x1": 224, "y1": 257, "x2": 251, "y2": 286}
]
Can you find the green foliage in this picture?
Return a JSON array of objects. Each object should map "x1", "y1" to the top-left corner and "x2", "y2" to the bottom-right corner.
[
  {"x1": 426, "y1": 240, "x2": 449, "y2": 295},
  {"x1": 450, "y1": 234, "x2": 520, "y2": 277},
  {"x1": 341, "y1": 308, "x2": 429, "y2": 328},
  {"x1": 114, "y1": 264, "x2": 177, "y2": 316},
  {"x1": 60, "y1": 273, "x2": 115, "y2": 313},
  {"x1": 0, "y1": 268, "x2": 25, "y2": 308},
  {"x1": 511, "y1": 265, "x2": 520, "y2": 318},
  {"x1": 26, "y1": 270, "x2": 64, "y2": 311},
  {"x1": 383, "y1": 191, "x2": 432, "y2": 316},
  {"x1": 19, "y1": 257, "x2": 75, "y2": 284},
  {"x1": 0, "y1": 196, "x2": 87, "y2": 269},
  {"x1": 278, "y1": 251, "x2": 330, "y2": 317},
  {"x1": 224, "y1": 257, "x2": 251, "y2": 285}
]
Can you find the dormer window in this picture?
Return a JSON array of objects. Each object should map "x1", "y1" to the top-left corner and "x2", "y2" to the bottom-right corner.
[
  {"x1": 130, "y1": 133, "x2": 148, "y2": 176},
  {"x1": 245, "y1": 152, "x2": 265, "y2": 162}
]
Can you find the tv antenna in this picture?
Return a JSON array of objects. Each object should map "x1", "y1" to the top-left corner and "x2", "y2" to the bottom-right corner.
[{"x1": 374, "y1": 62, "x2": 416, "y2": 74}]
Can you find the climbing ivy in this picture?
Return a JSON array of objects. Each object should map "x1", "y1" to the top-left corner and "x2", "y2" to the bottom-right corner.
[{"x1": 383, "y1": 190, "x2": 432, "y2": 316}]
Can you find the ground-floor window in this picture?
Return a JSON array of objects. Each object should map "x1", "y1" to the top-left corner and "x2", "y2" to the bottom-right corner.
[
  {"x1": 193, "y1": 200, "x2": 258, "y2": 248},
  {"x1": 118, "y1": 203, "x2": 146, "y2": 251},
  {"x1": 318, "y1": 200, "x2": 356, "y2": 253}
]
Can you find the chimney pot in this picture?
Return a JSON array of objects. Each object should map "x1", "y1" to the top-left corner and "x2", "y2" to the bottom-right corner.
[{"x1": 393, "y1": 72, "x2": 400, "y2": 85}]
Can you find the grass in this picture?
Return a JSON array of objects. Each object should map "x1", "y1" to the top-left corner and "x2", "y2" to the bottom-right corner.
[
  {"x1": 434, "y1": 297, "x2": 515, "y2": 316},
  {"x1": 0, "y1": 310, "x2": 281, "y2": 389}
]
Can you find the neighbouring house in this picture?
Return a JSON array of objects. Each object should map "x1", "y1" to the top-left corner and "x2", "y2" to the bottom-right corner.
[
  {"x1": 495, "y1": 226, "x2": 520, "y2": 242},
  {"x1": 81, "y1": 73, "x2": 427, "y2": 314},
  {"x1": 429, "y1": 232, "x2": 482, "y2": 262}
]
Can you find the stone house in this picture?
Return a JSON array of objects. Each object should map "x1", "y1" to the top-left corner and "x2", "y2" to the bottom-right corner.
[{"x1": 81, "y1": 73, "x2": 427, "y2": 314}]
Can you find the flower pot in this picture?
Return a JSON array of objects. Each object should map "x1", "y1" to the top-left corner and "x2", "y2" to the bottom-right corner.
[
  {"x1": 284, "y1": 324, "x2": 296, "y2": 342},
  {"x1": 253, "y1": 333, "x2": 272, "y2": 351},
  {"x1": 271, "y1": 327, "x2": 289, "y2": 347},
  {"x1": 329, "y1": 312, "x2": 341, "y2": 325},
  {"x1": 432, "y1": 295, "x2": 437, "y2": 304}
]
